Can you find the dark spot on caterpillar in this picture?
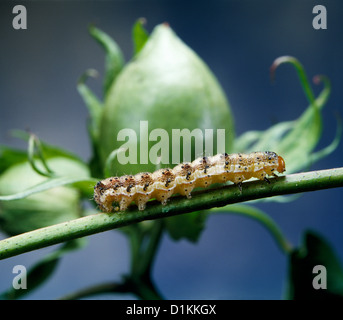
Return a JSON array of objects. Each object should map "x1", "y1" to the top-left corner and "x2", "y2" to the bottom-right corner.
[{"x1": 165, "y1": 179, "x2": 171, "y2": 187}]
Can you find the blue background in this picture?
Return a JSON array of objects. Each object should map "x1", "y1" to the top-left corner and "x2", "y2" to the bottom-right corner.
[{"x1": 0, "y1": 0, "x2": 342, "y2": 299}]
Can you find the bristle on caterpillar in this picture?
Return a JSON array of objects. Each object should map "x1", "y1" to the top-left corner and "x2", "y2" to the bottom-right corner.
[{"x1": 94, "y1": 151, "x2": 286, "y2": 212}]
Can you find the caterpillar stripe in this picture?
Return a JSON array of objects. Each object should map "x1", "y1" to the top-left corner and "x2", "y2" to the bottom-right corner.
[{"x1": 94, "y1": 151, "x2": 286, "y2": 212}]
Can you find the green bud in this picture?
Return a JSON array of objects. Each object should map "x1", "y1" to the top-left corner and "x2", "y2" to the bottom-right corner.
[
  {"x1": 99, "y1": 23, "x2": 235, "y2": 176},
  {"x1": 0, "y1": 157, "x2": 89, "y2": 236}
]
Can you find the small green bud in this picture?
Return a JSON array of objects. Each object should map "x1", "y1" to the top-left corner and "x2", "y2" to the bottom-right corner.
[{"x1": 0, "y1": 157, "x2": 89, "y2": 236}]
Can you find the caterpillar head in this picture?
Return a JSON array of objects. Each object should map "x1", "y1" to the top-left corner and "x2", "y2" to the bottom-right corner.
[{"x1": 277, "y1": 156, "x2": 286, "y2": 173}]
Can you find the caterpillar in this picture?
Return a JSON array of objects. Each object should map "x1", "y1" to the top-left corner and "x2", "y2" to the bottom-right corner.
[{"x1": 94, "y1": 151, "x2": 286, "y2": 213}]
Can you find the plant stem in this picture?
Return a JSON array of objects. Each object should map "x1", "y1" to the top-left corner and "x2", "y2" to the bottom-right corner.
[
  {"x1": 138, "y1": 220, "x2": 164, "y2": 277},
  {"x1": 0, "y1": 167, "x2": 343, "y2": 260}
]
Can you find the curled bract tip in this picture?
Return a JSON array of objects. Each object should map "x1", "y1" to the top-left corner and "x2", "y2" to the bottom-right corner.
[
  {"x1": 270, "y1": 56, "x2": 298, "y2": 82},
  {"x1": 138, "y1": 17, "x2": 147, "y2": 25},
  {"x1": 313, "y1": 74, "x2": 329, "y2": 85},
  {"x1": 78, "y1": 69, "x2": 99, "y2": 85}
]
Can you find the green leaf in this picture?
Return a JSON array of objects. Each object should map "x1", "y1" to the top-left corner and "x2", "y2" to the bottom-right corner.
[
  {"x1": 287, "y1": 231, "x2": 343, "y2": 300},
  {"x1": 235, "y1": 57, "x2": 338, "y2": 175},
  {"x1": 77, "y1": 69, "x2": 103, "y2": 141},
  {"x1": 165, "y1": 211, "x2": 208, "y2": 243},
  {"x1": 308, "y1": 115, "x2": 342, "y2": 165},
  {"x1": 234, "y1": 121, "x2": 294, "y2": 154},
  {"x1": 77, "y1": 69, "x2": 104, "y2": 178},
  {"x1": 89, "y1": 25, "x2": 125, "y2": 96},
  {"x1": 132, "y1": 18, "x2": 149, "y2": 55},
  {"x1": 0, "y1": 238, "x2": 87, "y2": 300}
]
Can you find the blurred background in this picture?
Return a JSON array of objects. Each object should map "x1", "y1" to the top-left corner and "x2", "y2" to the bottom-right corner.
[{"x1": 0, "y1": 0, "x2": 342, "y2": 299}]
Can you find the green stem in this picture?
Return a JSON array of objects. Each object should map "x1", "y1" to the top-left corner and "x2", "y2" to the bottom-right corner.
[
  {"x1": 126, "y1": 224, "x2": 144, "y2": 276},
  {"x1": 139, "y1": 220, "x2": 164, "y2": 277},
  {"x1": 0, "y1": 167, "x2": 343, "y2": 260},
  {"x1": 124, "y1": 220, "x2": 164, "y2": 299},
  {"x1": 129, "y1": 276, "x2": 163, "y2": 300}
]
